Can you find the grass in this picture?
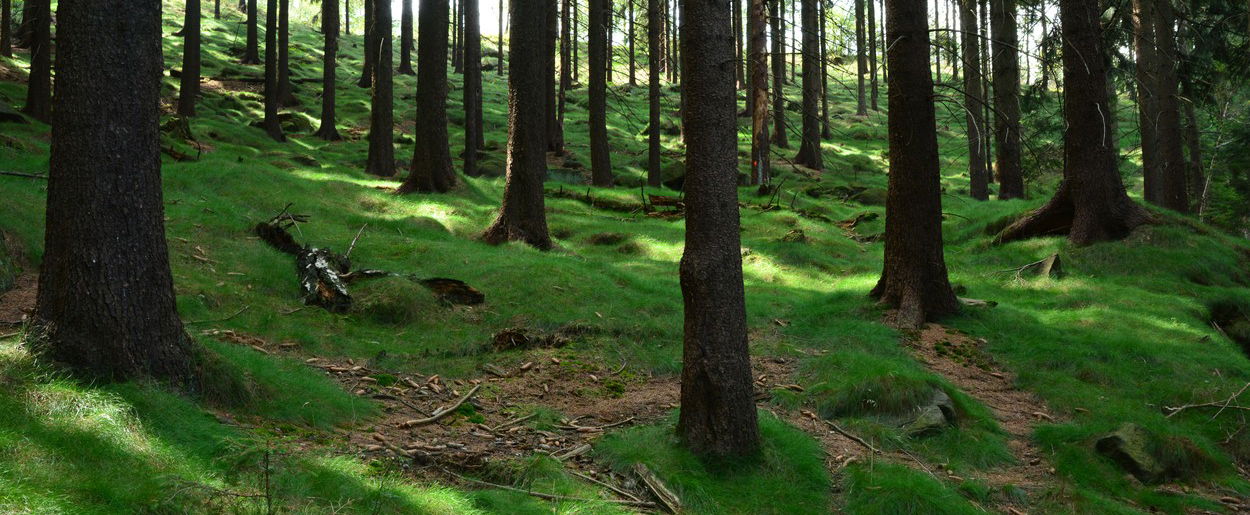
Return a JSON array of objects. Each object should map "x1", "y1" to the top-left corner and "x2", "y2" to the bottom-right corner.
[{"x1": 0, "y1": 0, "x2": 1248, "y2": 512}]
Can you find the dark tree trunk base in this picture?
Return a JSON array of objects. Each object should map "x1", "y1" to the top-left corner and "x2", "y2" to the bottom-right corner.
[{"x1": 995, "y1": 184, "x2": 1152, "y2": 247}]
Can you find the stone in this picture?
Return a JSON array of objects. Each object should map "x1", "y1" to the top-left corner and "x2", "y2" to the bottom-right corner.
[
  {"x1": 902, "y1": 389, "x2": 957, "y2": 437},
  {"x1": 1095, "y1": 423, "x2": 1167, "y2": 484}
]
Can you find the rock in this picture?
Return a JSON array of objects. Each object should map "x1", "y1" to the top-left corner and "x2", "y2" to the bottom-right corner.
[
  {"x1": 851, "y1": 188, "x2": 889, "y2": 206},
  {"x1": 278, "y1": 112, "x2": 314, "y2": 133},
  {"x1": 902, "y1": 389, "x2": 956, "y2": 437},
  {"x1": 0, "y1": 104, "x2": 29, "y2": 124},
  {"x1": 1095, "y1": 423, "x2": 1167, "y2": 484},
  {"x1": 781, "y1": 229, "x2": 807, "y2": 243}
]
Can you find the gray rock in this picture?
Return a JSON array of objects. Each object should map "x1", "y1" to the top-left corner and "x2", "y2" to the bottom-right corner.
[
  {"x1": 902, "y1": 389, "x2": 957, "y2": 437},
  {"x1": 1095, "y1": 423, "x2": 1166, "y2": 484}
]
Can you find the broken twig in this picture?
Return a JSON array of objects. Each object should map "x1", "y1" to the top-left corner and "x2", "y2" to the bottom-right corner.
[
  {"x1": 440, "y1": 467, "x2": 657, "y2": 508},
  {"x1": 398, "y1": 384, "x2": 482, "y2": 428}
]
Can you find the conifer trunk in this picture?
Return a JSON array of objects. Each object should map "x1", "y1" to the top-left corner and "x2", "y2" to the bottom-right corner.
[
  {"x1": 793, "y1": 0, "x2": 823, "y2": 170},
  {"x1": 990, "y1": 0, "x2": 1023, "y2": 199},
  {"x1": 960, "y1": 0, "x2": 987, "y2": 200},
  {"x1": 399, "y1": 0, "x2": 415, "y2": 74},
  {"x1": 647, "y1": 0, "x2": 662, "y2": 187},
  {"x1": 400, "y1": 0, "x2": 456, "y2": 193},
  {"x1": 178, "y1": 0, "x2": 202, "y2": 117},
  {"x1": 589, "y1": 0, "x2": 614, "y2": 186},
  {"x1": 263, "y1": 0, "x2": 286, "y2": 141},
  {"x1": 748, "y1": 0, "x2": 769, "y2": 185},
  {"x1": 316, "y1": 0, "x2": 342, "y2": 140},
  {"x1": 244, "y1": 0, "x2": 260, "y2": 63},
  {"x1": 21, "y1": 0, "x2": 50, "y2": 122},
  {"x1": 365, "y1": 0, "x2": 394, "y2": 177},
  {"x1": 770, "y1": 0, "x2": 788, "y2": 149}
]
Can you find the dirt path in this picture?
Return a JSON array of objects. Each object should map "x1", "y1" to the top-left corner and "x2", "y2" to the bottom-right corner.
[{"x1": 0, "y1": 274, "x2": 37, "y2": 327}]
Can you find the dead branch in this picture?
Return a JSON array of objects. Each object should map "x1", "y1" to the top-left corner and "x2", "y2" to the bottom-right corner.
[
  {"x1": 489, "y1": 412, "x2": 536, "y2": 432},
  {"x1": 822, "y1": 419, "x2": 881, "y2": 455},
  {"x1": 633, "y1": 463, "x2": 682, "y2": 514},
  {"x1": 0, "y1": 170, "x2": 47, "y2": 180},
  {"x1": 440, "y1": 467, "x2": 657, "y2": 508},
  {"x1": 344, "y1": 223, "x2": 368, "y2": 258},
  {"x1": 185, "y1": 305, "x2": 251, "y2": 326},
  {"x1": 1166, "y1": 382, "x2": 1250, "y2": 419},
  {"x1": 555, "y1": 417, "x2": 636, "y2": 432},
  {"x1": 398, "y1": 384, "x2": 482, "y2": 428},
  {"x1": 567, "y1": 469, "x2": 645, "y2": 503}
]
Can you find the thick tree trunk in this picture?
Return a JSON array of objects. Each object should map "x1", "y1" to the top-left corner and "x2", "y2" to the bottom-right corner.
[
  {"x1": 262, "y1": 0, "x2": 286, "y2": 141},
  {"x1": 647, "y1": 0, "x2": 662, "y2": 187},
  {"x1": 1132, "y1": 0, "x2": 1159, "y2": 204},
  {"x1": 748, "y1": 0, "x2": 769, "y2": 185},
  {"x1": 546, "y1": 0, "x2": 563, "y2": 153},
  {"x1": 855, "y1": 0, "x2": 867, "y2": 116},
  {"x1": 21, "y1": 0, "x2": 51, "y2": 122},
  {"x1": 178, "y1": 0, "x2": 202, "y2": 117},
  {"x1": 316, "y1": 0, "x2": 342, "y2": 140},
  {"x1": 37, "y1": 0, "x2": 200, "y2": 389},
  {"x1": 1152, "y1": 0, "x2": 1188, "y2": 212},
  {"x1": 871, "y1": 0, "x2": 960, "y2": 329},
  {"x1": 399, "y1": 0, "x2": 415, "y2": 74},
  {"x1": 464, "y1": 0, "x2": 483, "y2": 174},
  {"x1": 399, "y1": 0, "x2": 456, "y2": 193},
  {"x1": 960, "y1": 0, "x2": 987, "y2": 200},
  {"x1": 793, "y1": 0, "x2": 823, "y2": 170},
  {"x1": 244, "y1": 0, "x2": 260, "y2": 63},
  {"x1": 676, "y1": 0, "x2": 761, "y2": 458},
  {"x1": 365, "y1": 0, "x2": 394, "y2": 177},
  {"x1": 482, "y1": 0, "x2": 553, "y2": 250},
  {"x1": 589, "y1": 0, "x2": 613, "y2": 186},
  {"x1": 997, "y1": 0, "x2": 1149, "y2": 247},
  {"x1": 1, "y1": 0, "x2": 13, "y2": 57},
  {"x1": 359, "y1": 0, "x2": 374, "y2": 87},
  {"x1": 990, "y1": 0, "x2": 1023, "y2": 199},
  {"x1": 277, "y1": 0, "x2": 297, "y2": 106},
  {"x1": 868, "y1": 0, "x2": 878, "y2": 110},
  {"x1": 769, "y1": 0, "x2": 788, "y2": 148}
]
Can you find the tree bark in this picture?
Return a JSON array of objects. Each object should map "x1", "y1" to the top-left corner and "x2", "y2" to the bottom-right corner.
[
  {"x1": 37, "y1": 0, "x2": 200, "y2": 389},
  {"x1": 990, "y1": 0, "x2": 1023, "y2": 199},
  {"x1": 793, "y1": 0, "x2": 823, "y2": 170},
  {"x1": 1, "y1": 0, "x2": 13, "y2": 57},
  {"x1": 855, "y1": 0, "x2": 867, "y2": 116},
  {"x1": 871, "y1": 0, "x2": 960, "y2": 329},
  {"x1": 244, "y1": 0, "x2": 260, "y2": 63},
  {"x1": 868, "y1": 0, "x2": 878, "y2": 110},
  {"x1": 262, "y1": 0, "x2": 286, "y2": 141},
  {"x1": 546, "y1": 0, "x2": 564, "y2": 153},
  {"x1": 277, "y1": 0, "x2": 297, "y2": 106},
  {"x1": 365, "y1": 0, "x2": 394, "y2": 177},
  {"x1": 399, "y1": 0, "x2": 456, "y2": 193},
  {"x1": 499, "y1": 0, "x2": 506, "y2": 75},
  {"x1": 316, "y1": 0, "x2": 342, "y2": 140},
  {"x1": 452, "y1": 0, "x2": 463, "y2": 73},
  {"x1": 589, "y1": 0, "x2": 614, "y2": 186},
  {"x1": 770, "y1": 0, "x2": 788, "y2": 148},
  {"x1": 676, "y1": 0, "x2": 761, "y2": 458},
  {"x1": 482, "y1": 0, "x2": 553, "y2": 250},
  {"x1": 734, "y1": 0, "x2": 744, "y2": 89},
  {"x1": 628, "y1": 0, "x2": 637, "y2": 86},
  {"x1": 21, "y1": 0, "x2": 51, "y2": 123},
  {"x1": 1132, "y1": 0, "x2": 1160, "y2": 204},
  {"x1": 13, "y1": 0, "x2": 31, "y2": 47},
  {"x1": 344, "y1": 0, "x2": 350, "y2": 35},
  {"x1": 399, "y1": 0, "x2": 415, "y2": 74},
  {"x1": 560, "y1": 0, "x2": 572, "y2": 128},
  {"x1": 647, "y1": 0, "x2": 662, "y2": 187},
  {"x1": 819, "y1": 0, "x2": 829, "y2": 138},
  {"x1": 464, "y1": 0, "x2": 483, "y2": 174},
  {"x1": 960, "y1": 0, "x2": 987, "y2": 200},
  {"x1": 748, "y1": 0, "x2": 769, "y2": 185},
  {"x1": 997, "y1": 0, "x2": 1150, "y2": 247},
  {"x1": 359, "y1": 0, "x2": 374, "y2": 87},
  {"x1": 178, "y1": 0, "x2": 202, "y2": 117},
  {"x1": 1152, "y1": 0, "x2": 1188, "y2": 212}
]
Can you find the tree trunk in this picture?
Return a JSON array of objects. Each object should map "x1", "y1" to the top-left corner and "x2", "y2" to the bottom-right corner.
[
  {"x1": 676, "y1": 0, "x2": 761, "y2": 458},
  {"x1": 244, "y1": 0, "x2": 260, "y2": 63},
  {"x1": 21, "y1": 0, "x2": 51, "y2": 123},
  {"x1": 452, "y1": 0, "x2": 463, "y2": 73},
  {"x1": 316, "y1": 0, "x2": 342, "y2": 140},
  {"x1": 178, "y1": 0, "x2": 202, "y2": 117},
  {"x1": 215, "y1": 0, "x2": 220, "y2": 19},
  {"x1": 344, "y1": 0, "x2": 350, "y2": 35},
  {"x1": 464, "y1": 0, "x2": 483, "y2": 174},
  {"x1": 262, "y1": 0, "x2": 286, "y2": 141},
  {"x1": 37, "y1": 0, "x2": 200, "y2": 389},
  {"x1": 482, "y1": 0, "x2": 553, "y2": 250},
  {"x1": 871, "y1": 0, "x2": 960, "y2": 329},
  {"x1": 1152, "y1": 0, "x2": 1188, "y2": 212},
  {"x1": 997, "y1": 0, "x2": 1149, "y2": 247},
  {"x1": 748, "y1": 0, "x2": 769, "y2": 185},
  {"x1": 819, "y1": 0, "x2": 829, "y2": 139},
  {"x1": 855, "y1": 0, "x2": 867, "y2": 116},
  {"x1": 546, "y1": 0, "x2": 563, "y2": 153},
  {"x1": 868, "y1": 0, "x2": 878, "y2": 110},
  {"x1": 606, "y1": 0, "x2": 616, "y2": 83},
  {"x1": 365, "y1": 0, "x2": 394, "y2": 177},
  {"x1": 589, "y1": 0, "x2": 613, "y2": 186},
  {"x1": 399, "y1": 0, "x2": 415, "y2": 74},
  {"x1": 734, "y1": 0, "x2": 744, "y2": 89},
  {"x1": 990, "y1": 0, "x2": 1023, "y2": 199},
  {"x1": 277, "y1": 0, "x2": 297, "y2": 106},
  {"x1": 647, "y1": 0, "x2": 662, "y2": 187},
  {"x1": 1131, "y1": 0, "x2": 1158, "y2": 203},
  {"x1": 979, "y1": 0, "x2": 992, "y2": 183},
  {"x1": 13, "y1": 0, "x2": 32, "y2": 47},
  {"x1": 628, "y1": 0, "x2": 637, "y2": 86},
  {"x1": 360, "y1": 0, "x2": 374, "y2": 87},
  {"x1": 399, "y1": 0, "x2": 456, "y2": 193},
  {"x1": 560, "y1": 0, "x2": 571, "y2": 128},
  {"x1": 934, "y1": 0, "x2": 942, "y2": 83},
  {"x1": 793, "y1": 0, "x2": 823, "y2": 170},
  {"x1": 770, "y1": 0, "x2": 788, "y2": 148},
  {"x1": 960, "y1": 0, "x2": 987, "y2": 200},
  {"x1": 2, "y1": 0, "x2": 13, "y2": 57},
  {"x1": 499, "y1": 0, "x2": 506, "y2": 75},
  {"x1": 573, "y1": 0, "x2": 579, "y2": 80}
]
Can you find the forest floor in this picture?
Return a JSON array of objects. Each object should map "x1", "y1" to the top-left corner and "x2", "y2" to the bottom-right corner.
[{"x1": 3, "y1": 1, "x2": 1250, "y2": 513}]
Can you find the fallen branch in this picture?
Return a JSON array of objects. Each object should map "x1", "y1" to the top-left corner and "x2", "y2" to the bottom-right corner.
[
  {"x1": 567, "y1": 469, "x2": 644, "y2": 503},
  {"x1": 822, "y1": 420, "x2": 881, "y2": 455},
  {"x1": 185, "y1": 305, "x2": 251, "y2": 326},
  {"x1": 1166, "y1": 382, "x2": 1250, "y2": 420},
  {"x1": 633, "y1": 463, "x2": 682, "y2": 514},
  {"x1": 0, "y1": 331, "x2": 19, "y2": 340},
  {"x1": 490, "y1": 412, "x2": 536, "y2": 432},
  {"x1": 440, "y1": 467, "x2": 657, "y2": 508},
  {"x1": 556, "y1": 417, "x2": 635, "y2": 432},
  {"x1": 0, "y1": 170, "x2": 47, "y2": 180},
  {"x1": 554, "y1": 443, "x2": 592, "y2": 461},
  {"x1": 398, "y1": 384, "x2": 482, "y2": 428}
]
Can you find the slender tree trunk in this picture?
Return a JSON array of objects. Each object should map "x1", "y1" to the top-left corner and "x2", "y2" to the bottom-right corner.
[
  {"x1": 734, "y1": 0, "x2": 744, "y2": 89},
  {"x1": 452, "y1": 0, "x2": 463, "y2": 73},
  {"x1": 561, "y1": 0, "x2": 572, "y2": 126},
  {"x1": 589, "y1": 0, "x2": 613, "y2": 186},
  {"x1": 499, "y1": 0, "x2": 506, "y2": 75},
  {"x1": 960, "y1": 0, "x2": 987, "y2": 200},
  {"x1": 465, "y1": 0, "x2": 483, "y2": 174},
  {"x1": 677, "y1": 0, "x2": 761, "y2": 458},
  {"x1": 547, "y1": 0, "x2": 563, "y2": 153},
  {"x1": 998, "y1": 0, "x2": 1149, "y2": 246},
  {"x1": 647, "y1": 0, "x2": 662, "y2": 187},
  {"x1": 628, "y1": 0, "x2": 637, "y2": 86},
  {"x1": 770, "y1": 0, "x2": 788, "y2": 148},
  {"x1": 788, "y1": 0, "x2": 795, "y2": 83},
  {"x1": 316, "y1": 0, "x2": 342, "y2": 140},
  {"x1": 277, "y1": 0, "x2": 297, "y2": 106},
  {"x1": 399, "y1": 0, "x2": 415, "y2": 74},
  {"x1": 868, "y1": 0, "x2": 878, "y2": 110},
  {"x1": 1133, "y1": 0, "x2": 1159, "y2": 203},
  {"x1": 365, "y1": 0, "x2": 394, "y2": 176},
  {"x1": 991, "y1": 0, "x2": 1023, "y2": 199},
  {"x1": 819, "y1": 0, "x2": 829, "y2": 139},
  {"x1": 244, "y1": 0, "x2": 260, "y2": 63},
  {"x1": 1152, "y1": 0, "x2": 1188, "y2": 212},
  {"x1": 606, "y1": 0, "x2": 617, "y2": 83},
  {"x1": 38, "y1": 0, "x2": 200, "y2": 389},
  {"x1": 934, "y1": 0, "x2": 942, "y2": 83},
  {"x1": 1039, "y1": 3, "x2": 1049, "y2": 90},
  {"x1": 573, "y1": 0, "x2": 579, "y2": 80},
  {"x1": 13, "y1": 0, "x2": 31, "y2": 47},
  {"x1": 400, "y1": 0, "x2": 456, "y2": 193},
  {"x1": 855, "y1": 0, "x2": 867, "y2": 115},
  {"x1": 263, "y1": 0, "x2": 285, "y2": 140},
  {"x1": 871, "y1": 0, "x2": 960, "y2": 329},
  {"x1": 793, "y1": 0, "x2": 822, "y2": 169},
  {"x1": 178, "y1": 0, "x2": 202, "y2": 117},
  {"x1": 2, "y1": 0, "x2": 13, "y2": 57},
  {"x1": 21, "y1": 0, "x2": 50, "y2": 122},
  {"x1": 979, "y1": 0, "x2": 992, "y2": 182},
  {"x1": 749, "y1": 0, "x2": 769, "y2": 185},
  {"x1": 344, "y1": 0, "x2": 351, "y2": 34},
  {"x1": 483, "y1": 0, "x2": 553, "y2": 250},
  {"x1": 215, "y1": 0, "x2": 220, "y2": 19},
  {"x1": 360, "y1": 0, "x2": 374, "y2": 87}
]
